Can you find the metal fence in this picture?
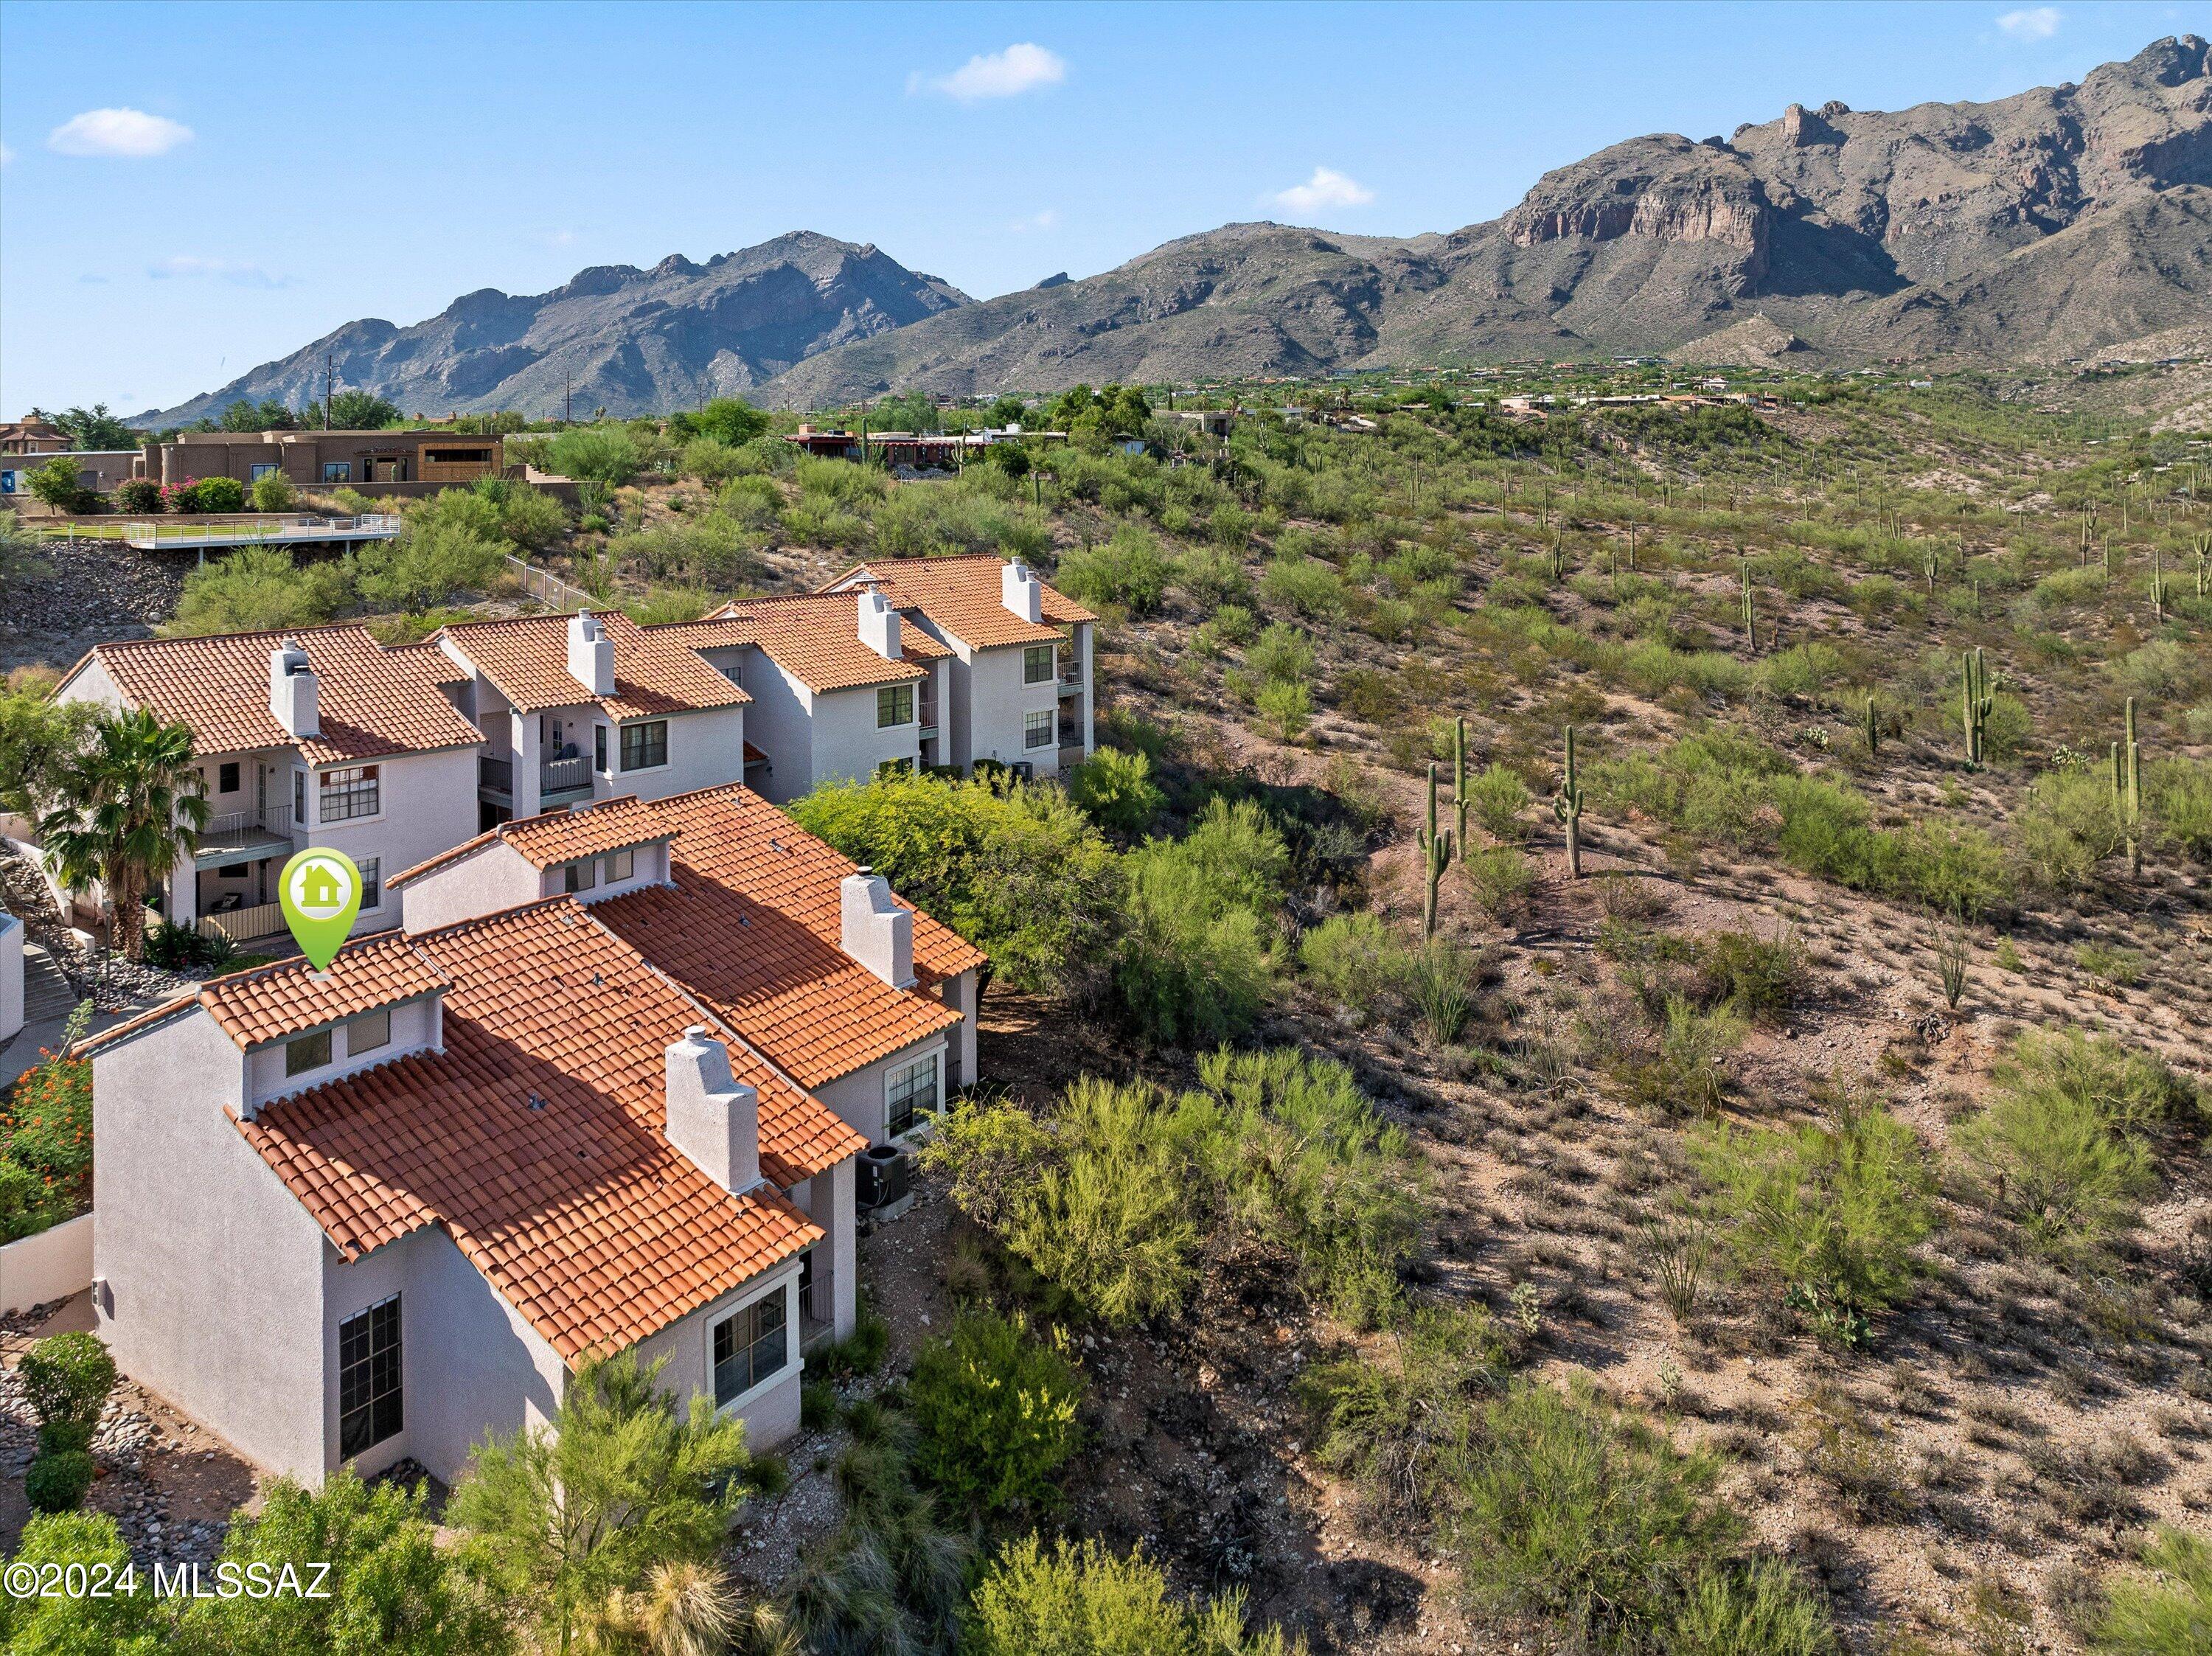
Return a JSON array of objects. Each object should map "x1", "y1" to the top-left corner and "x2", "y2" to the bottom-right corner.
[{"x1": 504, "y1": 554, "x2": 597, "y2": 611}]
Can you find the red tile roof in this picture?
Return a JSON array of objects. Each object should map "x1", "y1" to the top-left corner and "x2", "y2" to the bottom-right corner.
[
  {"x1": 198, "y1": 932, "x2": 449, "y2": 1048},
  {"x1": 825, "y1": 554, "x2": 1092, "y2": 649},
  {"x1": 234, "y1": 899, "x2": 863, "y2": 1363},
  {"x1": 437, "y1": 610, "x2": 750, "y2": 721},
  {"x1": 594, "y1": 785, "x2": 984, "y2": 1088},
  {"x1": 650, "y1": 594, "x2": 945, "y2": 695},
  {"x1": 67, "y1": 625, "x2": 484, "y2": 767},
  {"x1": 387, "y1": 795, "x2": 673, "y2": 891}
]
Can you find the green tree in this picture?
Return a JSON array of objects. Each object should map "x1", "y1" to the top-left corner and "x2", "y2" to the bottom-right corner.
[
  {"x1": 250, "y1": 469, "x2": 299, "y2": 512},
  {"x1": 908, "y1": 1310, "x2": 1084, "y2": 1520},
  {"x1": 547, "y1": 426, "x2": 644, "y2": 487},
  {"x1": 448, "y1": 1350, "x2": 753, "y2": 1656},
  {"x1": 218, "y1": 398, "x2": 299, "y2": 433},
  {"x1": 325, "y1": 390, "x2": 401, "y2": 430},
  {"x1": 0, "y1": 509, "x2": 47, "y2": 596},
  {"x1": 168, "y1": 546, "x2": 348, "y2": 635},
  {"x1": 1067, "y1": 748, "x2": 1164, "y2": 840},
  {"x1": 0, "y1": 686, "x2": 94, "y2": 815},
  {"x1": 0, "y1": 1511, "x2": 162, "y2": 1653},
  {"x1": 44, "y1": 403, "x2": 139, "y2": 450},
  {"x1": 35, "y1": 706, "x2": 209, "y2": 959},
  {"x1": 350, "y1": 517, "x2": 506, "y2": 610},
  {"x1": 26, "y1": 457, "x2": 93, "y2": 512}
]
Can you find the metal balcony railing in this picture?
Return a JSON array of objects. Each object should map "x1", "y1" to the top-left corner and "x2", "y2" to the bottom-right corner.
[
  {"x1": 479, "y1": 755, "x2": 514, "y2": 792},
  {"x1": 541, "y1": 754, "x2": 593, "y2": 794}
]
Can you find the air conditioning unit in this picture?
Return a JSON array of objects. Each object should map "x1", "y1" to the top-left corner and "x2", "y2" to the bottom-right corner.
[
  {"x1": 858, "y1": 1143, "x2": 911, "y2": 1211},
  {"x1": 1009, "y1": 761, "x2": 1034, "y2": 782}
]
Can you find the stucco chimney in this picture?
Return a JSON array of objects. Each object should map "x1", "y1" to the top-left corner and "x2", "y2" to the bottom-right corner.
[
  {"x1": 567, "y1": 613, "x2": 616, "y2": 697},
  {"x1": 664, "y1": 1025, "x2": 761, "y2": 1194},
  {"x1": 268, "y1": 641, "x2": 319, "y2": 739},
  {"x1": 840, "y1": 869, "x2": 914, "y2": 988},
  {"x1": 1001, "y1": 559, "x2": 1043, "y2": 623},
  {"x1": 856, "y1": 587, "x2": 902, "y2": 661}
]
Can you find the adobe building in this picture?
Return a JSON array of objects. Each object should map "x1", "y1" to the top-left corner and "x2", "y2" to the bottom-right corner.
[{"x1": 139, "y1": 429, "x2": 507, "y2": 497}]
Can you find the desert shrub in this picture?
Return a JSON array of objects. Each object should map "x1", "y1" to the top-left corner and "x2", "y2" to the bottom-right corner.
[
  {"x1": 1625, "y1": 998, "x2": 1745, "y2": 1116},
  {"x1": 1255, "y1": 680, "x2": 1312, "y2": 743},
  {"x1": 115, "y1": 478, "x2": 163, "y2": 514},
  {"x1": 1298, "y1": 912, "x2": 1411, "y2": 1017},
  {"x1": 249, "y1": 469, "x2": 299, "y2": 512},
  {"x1": 678, "y1": 437, "x2": 743, "y2": 484},
  {"x1": 1406, "y1": 938, "x2": 1481, "y2": 1043},
  {"x1": 1691, "y1": 1088, "x2": 1935, "y2": 1340},
  {"x1": 168, "y1": 546, "x2": 348, "y2": 634},
  {"x1": 24, "y1": 1450, "x2": 93, "y2": 1514},
  {"x1": 1175, "y1": 543, "x2": 1251, "y2": 612},
  {"x1": 1757, "y1": 641, "x2": 1849, "y2": 702},
  {"x1": 1068, "y1": 747, "x2": 1164, "y2": 838},
  {"x1": 1954, "y1": 1029, "x2": 2195, "y2": 1255},
  {"x1": 139, "y1": 919, "x2": 237, "y2": 975},
  {"x1": 1258, "y1": 552, "x2": 1344, "y2": 619},
  {"x1": 1464, "y1": 845, "x2": 1533, "y2": 921},
  {"x1": 790, "y1": 773, "x2": 1124, "y2": 1002},
  {"x1": 477, "y1": 481, "x2": 568, "y2": 552},
  {"x1": 350, "y1": 517, "x2": 505, "y2": 609},
  {"x1": 1695, "y1": 926, "x2": 1804, "y2": 1020},
  {"x1": 1465, "y1": 763, "x2": 1532, "y2": 841},
  {"x1": 1056, "y1": 526, "x2": 1175, "y2": 616},
  {"x1": 718, "y1": 473, "x2": 785, "y2": 530},
  {"x1": 1248, "y1": 622, "x2": 1316, "y2": 684},
  {"x1": 1195, "y1": 602, "x2": 1258, "y2": 654},
  {"x1": 2111, "y1": 639, "x2": 2197, "y2": 700},
  {"x1": 966, "y1": 1535, "x2": 1299, "y2": 1656},
  {"x1": 2149, "y1": 758, "x2": 2212, "y2": 863},
  {"x1": 1, "y1": 1038, "x2": 94, "y2": 1241},
  {"x1": 1116, "y1": 845, "x2": 1274, "y2": 1046},
  {"x1": 2093, "y1": 1526, "x2": 2212, "y2": 1656},
  {"x1": 2014, "y1": 765, "x2": 2120, "y2": 891},
  {"x1": 908, "y1": 1310, "x2": 1083, "y2": 1520},
  {"x1": 18, "y1": 1333, "x2": 116, "y2": 1444},
  {"x1": 1669, "y1": 1560, "x2": 1837, "y2": 1656},
  {"x1": 546, "y1": 426, "x2": 643, "y2": 486}
]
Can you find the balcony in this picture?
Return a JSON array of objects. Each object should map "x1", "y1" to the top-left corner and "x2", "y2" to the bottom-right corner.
[
  {"x1": 194, "y1": 804, "x2": 293, "y2": 864},
  {"x1": 541, "y1": 754, "x2": 593, "y2": 798},
  {"x1": 196, "y1": 900, "x2": 288, "y2": 944},
  {"x1": 1058, "y1": 663, "x2": 1082, "y2": 692},
  {"x1": 479, "y1": 755, "x2": 514, "y2": 793},
  {"x1": 918, "y1": 692, "x2": 939, "y2": 733}
]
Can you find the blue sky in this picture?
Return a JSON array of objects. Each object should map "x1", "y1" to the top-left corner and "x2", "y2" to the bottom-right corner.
[{"x1": 2, "y1": 0, "x2": 2206, "y2": 415}]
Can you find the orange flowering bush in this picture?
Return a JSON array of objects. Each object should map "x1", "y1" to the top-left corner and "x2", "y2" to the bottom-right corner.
[{"x1": 0, "y1": 1044, "x2": 92, "y2": 1242}]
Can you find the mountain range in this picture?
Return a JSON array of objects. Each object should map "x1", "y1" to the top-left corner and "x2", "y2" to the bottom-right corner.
[{"x1": 145, "y1": 35, "x2": 2212, "y2": 422}]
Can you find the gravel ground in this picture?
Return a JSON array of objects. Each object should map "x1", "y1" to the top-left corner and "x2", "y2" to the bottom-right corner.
[{"x1": 0, "y1": 536, "x2": 185, "y2": 675}]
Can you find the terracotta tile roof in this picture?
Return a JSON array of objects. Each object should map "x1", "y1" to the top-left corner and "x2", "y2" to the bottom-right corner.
[
  {"x1": 650, "y1": 594, "x2": 938, "y2": 695},
  {"x1": 197, "y1": 932, "x2": 450, "y2": 1048},
  {"x1": 234, "y1": 899, "x2": 863, "y2": 1363},
  {"x1": 826, "y1": 554, "x2": 1093, "y2": 649},
  {"x1": 71, "y1": 625, "x2": 484, "y2": 767},
  {"x1": 388, "y1": 639, "x2": 473, "y2": 688},
  {"x1": 595, "y1": 785, "x2": 985, "y2": 1088},
  {"x1": 386, "y1": 795, "x2": 676, "y2": 891},
  {"x1": 437, "y1": 610, "x2": 750, "y2": 721},
  {"x1": 744, "y1": 740, "x2": 769, "y2": 765}
]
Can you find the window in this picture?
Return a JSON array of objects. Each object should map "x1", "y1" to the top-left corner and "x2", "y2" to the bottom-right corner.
[
  {"x1": 711, "y1": 1289, "x2": 788, "y2": 1408},
  {"x1": 886, "y1": 1052, "x2": 939, "y2": 1138},
  {"x1": 248, "y1": 462, "x2": 279, "y2": 481},
  {"x1": 1024, "y1": 644, "x2": 1054, "y2": 684},
  {"x1": 338, "y1": 1296, "x2": 403, "y2": 1458},
  {"x1": 285, "y1": 1029, "x2": 332, "y2": 1077},
  {"x1": 594, "y1": 725, "x2": 608, "y2": 773},
  {"x1": 619, "y1": 720, "x2": 668, "y2": 771},
  {"x1": 220, "y1": 863, "x2": 248, "y2": 880},
  {"x1": 358, "y1": 857, "x2": 380, "y2": 911},
  {"x1": 77, "y1": 471, "x2": 98, "y2": 491},
  {"x1": 1023, "y1": 710, "x2": 1054, "y2": 750},
  {"x1": 294, "y1": 769, "x2": 305, "y2": 824},
  {"x1": 562, "y1": 859, "x2": 597, "y2": 894},
  {"x1": 876, "y1": 757, "x2": 914, "y2": 779},
  {"x1": 346, "y1": 1009, "x2": 390, "y2": 1056},
  {"x1": 319, "y1": 764, "x2": 380, "y2": 823},
  {"x1": 877, "y1": 684, "x2": 914, "y2": 728},
  {"x1": 217, "y1": 761, "x2": 240, "y2": 795},
  {"x1": 321, "y1": 462, "x2": 352, "y2": 484},
  {"x1": 600, "y1": 847, "x2": 634, "y2": 883}
]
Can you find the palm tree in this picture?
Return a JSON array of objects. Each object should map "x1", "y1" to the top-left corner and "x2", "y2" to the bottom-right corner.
[{"x1": 36, "y1": 706, "x2": 208, "y2": 961}]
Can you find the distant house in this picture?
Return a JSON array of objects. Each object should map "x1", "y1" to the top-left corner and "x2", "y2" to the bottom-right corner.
[
  {"x1": 140, "y1": 430, "x2": 512, "y2": 499},
  {"x1": 0, "y1": 449, "x2": 139, "y2": 500},
  {"x1": 820, "y1": 556, "x2": 1097, "y2": 776},
  {"x1": 0, "y1": 417, "x2": 68, "y2": 456},
  {"x1": 83, "y1": 782, "x2": 978, "y2": 1489}
]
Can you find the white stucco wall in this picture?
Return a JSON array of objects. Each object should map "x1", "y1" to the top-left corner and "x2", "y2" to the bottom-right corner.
[
  {"x1": 302, "y1": 745, "x2": 481, "y2": 933},
  {"x1": 602, "y1": 706, "x2": 748, "y2": 803},
  {"x1": 962, "y1": 642, "x2": 1062, "y2": 772},
  {"x1": 938, "y1": 968, "x2": 978, "y2": 1089},
  {"x1": 628, "y1": 1262, "x2": 804, "y2": 1453},
  {"x1": 808, "y1": 682, "x2": 922, "y2": 793},
  {"x1": 0, "y1": 908, "x2": 21, "y2": 1042},
  {"x1": 723, "y1": 653, "x2": 813, "y2": 804},
  {"x1": 814, "y1": 1036, "x2": 947, "y2": 1147},
  {"x1": 93, "y1": 1010, "x2": 333, "y2": 1484},
  {"x1": 51, "y1": 654, "x2": 127, "y2": 715},
  {"x1": 398, "y1": 843, "x2": 543, "y2": 934}
]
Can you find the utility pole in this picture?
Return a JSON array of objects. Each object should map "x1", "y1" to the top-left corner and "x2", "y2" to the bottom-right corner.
[
  {"x1": 564, "y1": 372, "x2": 573, "y2": 426},
  {"x1": 324, "y1": 352, "x2": 334, "y2": 429}
]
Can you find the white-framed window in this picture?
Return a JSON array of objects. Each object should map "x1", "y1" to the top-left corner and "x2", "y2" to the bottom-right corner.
[
  {"x1": 563, "y1": 858, "x2": 597, "y2": 894},
  {"x1": 217, "y1": 761, "x2": 240, "y2": 794},
  {"x1": 877, "y1": 683, "x2": 914, "y2": 728},
  {"x1": 358, "y1": 857, "x2": 381, "y2": 911},
  {"x1": 709, "y1": 1281, "x2": 790, "y2": 1410},
  {"x1": 338, "y1": 1294, "x2": 402, "y2": 1458},
  {"x1": 1024, "y1": 644, "x2": 1054, "y2": 684},
  {"x1": 620, "y1": 720, "x2": 668, "y2": 771},
  {"x1": 600, "y1": 847, "x2": 635, "y2": 883},
  {"x1": 285, "y1": 1029, "x2": 332, "y2": 1077},
  {"x1": 1023, "y1": 710, "x2": 1054, "y2": 750},
  {"x1": 885, "y1": 1051, "x2": 940, "y2": 1138},
  {"x1": 346, "y1": 1009, "x2": 391, "y2": 1055},
  {"x1": 319, "y1": 764, "x2": 380, "y2": 823}
]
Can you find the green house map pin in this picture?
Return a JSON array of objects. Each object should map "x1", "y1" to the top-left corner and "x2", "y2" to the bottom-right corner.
[{"x1": 279, "y1": 848, "x2": 363, "y2": 969}]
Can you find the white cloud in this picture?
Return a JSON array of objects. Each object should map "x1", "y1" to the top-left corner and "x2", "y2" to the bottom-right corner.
[
  {"x1": 148, "y1": 255, "x2": 293, "y2": 288},
  {"x1": 0, "y1": 142, "x2": 13, "y2": 166},
  {"x1": 1273, "y1": 167, "x2": 1375, "y2": 215},
  {"x1": 48, "y1": 107, "x2": 193, "y2": 157},
  {"x1": 1996, "y1": 7, "x2": 2062, "y2": 41},
  {"x1": 1009, "y1": 209, "x2": 1059, "y2": 232},
  {"x1": 913, "y1": 43, "x2": 1065, "y2": 102}
]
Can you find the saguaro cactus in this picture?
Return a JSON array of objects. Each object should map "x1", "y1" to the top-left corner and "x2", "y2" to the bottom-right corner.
[
  {"x1": 2113, "y1": 697, "x2": 2143, "y2": 880},
  {"x1": 2149, "y1": 546, "x2": 2168, "y2": 623},
  {"x1": 1554, "y1": 724, "x2": 1585, "y2": 880},
  {"x1": 1419, "y1": 762, "x2": 1455, "y2": 939},
  {"x1": 1739, "y1": 560, "x2": 1758, "y2": 653},
  {"x1": 1865, "y1": 695, "x2": 1880, "y2": 758},
  {"x1": 1453, "y1": 716, "x2": 1470, "y2": 863},
  {"x1": 1961, "y1": 647, "x2": 1993, "y2": 769}
]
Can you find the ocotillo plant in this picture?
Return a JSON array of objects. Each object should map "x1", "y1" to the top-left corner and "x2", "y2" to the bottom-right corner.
[
  {"x1": 1865, "y1": 695, "x2": 1880, "y2": 758},
  {"x1": 1453, "y1": 716, "x2": 1470, "y2": 863},
  {"x1": 2113, "y1": 697, "x2": 2143, "y2": 880},
  {"x1": 1554, "y1": 725, "x2": 1585, "y2": 880},
  {"x1": 1961, "y1": 647, "x2": 1993, "y2": 768},
  {"x1": 1418, "y1": 762, "x2": 1454, "y2": 939},
  {"x1": 1739, "y1": 560, "x2": 1758, "y2": 653}
]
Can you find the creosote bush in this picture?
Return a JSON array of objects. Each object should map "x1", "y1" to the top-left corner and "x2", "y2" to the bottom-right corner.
[
  {"x1": 908, "y1": 1309, "x2": 1083, "y2": 1521},
  {"x1": 966, "y1": 1535, "x2": 1303, "y2": 1655}
]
